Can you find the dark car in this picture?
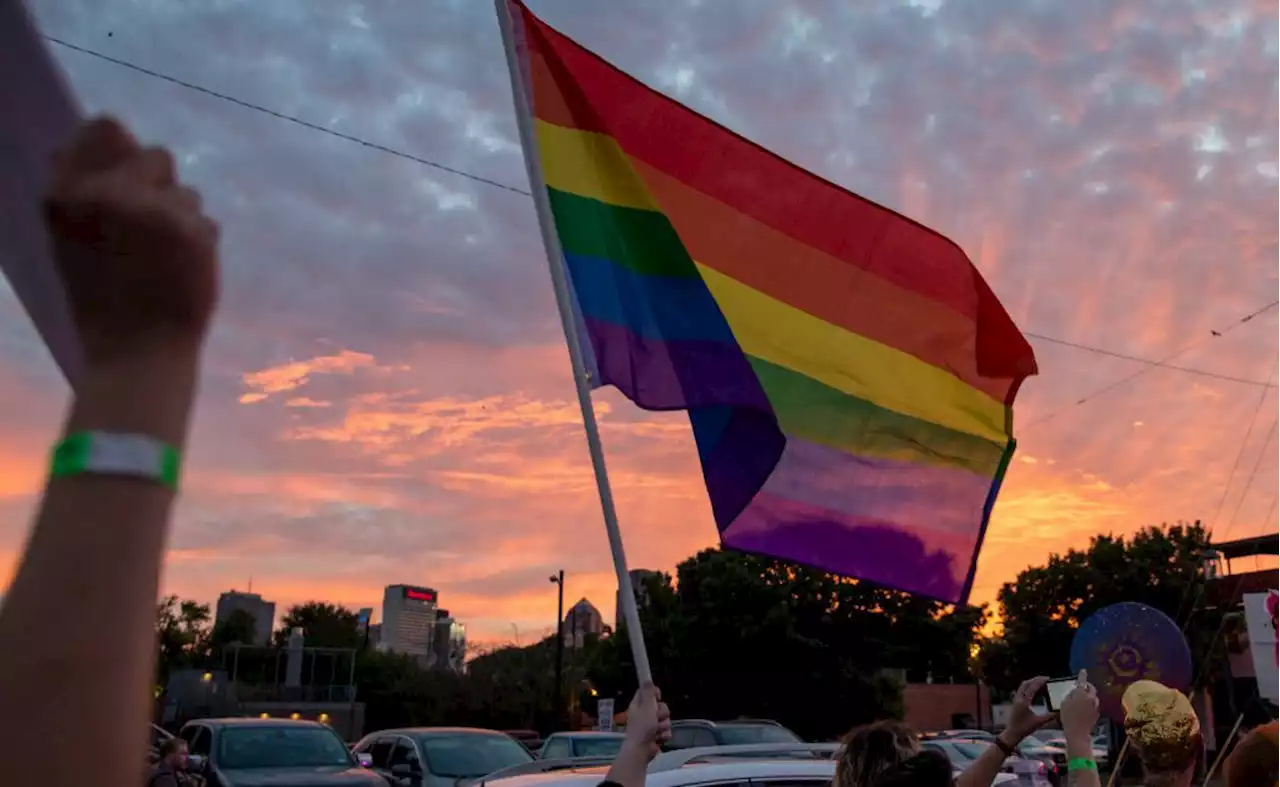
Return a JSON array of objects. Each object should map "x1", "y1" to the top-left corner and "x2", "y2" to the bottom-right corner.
[
  {"x1": 177, "y1": 718, "x2": 384, "y2": 786},
  {"x1": 351, "y1": 727, "x2": 535, "y2": 787},
  {"x1": 502, "y1": 729, "x2": 543, "y2": 754},
  {"x1": 665, "y1": 719, "x2": 803, "y2": 750}
]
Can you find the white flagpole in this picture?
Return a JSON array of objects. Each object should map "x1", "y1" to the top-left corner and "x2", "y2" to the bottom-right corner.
[{"x1": 494, "y1": 0, "x2": 653, "y2": 685}]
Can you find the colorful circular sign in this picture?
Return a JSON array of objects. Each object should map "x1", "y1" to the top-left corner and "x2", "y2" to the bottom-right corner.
[{"x1": 1069, "y1": 602, "x2": 1192, "y2": 721}]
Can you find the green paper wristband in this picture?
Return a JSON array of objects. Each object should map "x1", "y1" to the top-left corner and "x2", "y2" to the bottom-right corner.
[
  {"x1": 51, "y1": 431, "x2": 181, "y2": 490},
  {"x1": 1067, "y1": 757, "x2": 1097, "y2": 772}
]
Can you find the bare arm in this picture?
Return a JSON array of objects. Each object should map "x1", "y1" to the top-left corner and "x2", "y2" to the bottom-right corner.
[
  {"x1": 605, "y1": 683, "x2": 671, "y2": 787},
  {"x1": 1063, "y1": 731, "x2": 1102, "y2": 787},
  {"x1": 0, "y1": 353, "x2": 198, "y2": 786},
  {"x1": 0, "y1": 116, "x2": 218, "y2": 787},
  {"x1": 955, "y1": 731, "x2": 1018, "y2": 787},
  {"x1": 958, "y1": 676, "x2": 1053, "y2": 787},
  {"x1": 1060, "y1": 671, "x2": 1102, "y2": 787}
]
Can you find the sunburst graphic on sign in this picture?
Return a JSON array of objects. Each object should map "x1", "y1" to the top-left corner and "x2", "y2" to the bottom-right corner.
[{"x1": 1070, "y1": 602, "x2": 1191, "y2": 722}]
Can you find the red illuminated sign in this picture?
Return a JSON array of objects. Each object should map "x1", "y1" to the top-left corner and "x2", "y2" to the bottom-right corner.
[{"x1": 403, "y1": 587, "x2": 437, "y2": 603}]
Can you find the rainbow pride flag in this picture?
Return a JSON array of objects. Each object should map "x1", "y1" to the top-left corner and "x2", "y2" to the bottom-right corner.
[{"x1": 504, "y1": 1, "x2": 1037, "y2": 603}]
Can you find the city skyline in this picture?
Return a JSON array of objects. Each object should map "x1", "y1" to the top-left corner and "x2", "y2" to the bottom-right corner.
[
  {"x1": 195, "y1": 581, "x2": 602, "y2": 651},
  {"x1": 0, "y1": 0, "x2": 1275, "y2": 647}
]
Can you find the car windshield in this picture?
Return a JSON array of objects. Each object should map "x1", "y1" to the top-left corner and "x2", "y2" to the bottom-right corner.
[
  {"x1": 421, "y1": 734, "x2": 533, "y2": 778},
  {"x1": 573, "y1": 737, "x2": 625, "y2": 757},
  {"x1": 218, "y1": 726, "x2": 354, "y2": 769},
  {"x1": 716, "y1": 725, "x2": 802, "y2": 745},
  {"x1": 1031, "y1": 730, "x2": 1065, "y2": 744}
]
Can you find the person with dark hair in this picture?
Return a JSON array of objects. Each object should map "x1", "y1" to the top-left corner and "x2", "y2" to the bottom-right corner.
[
  {"x1": 149, "y1": 738, "x2": 190, "y2": 787},
  {"x1": 836, "y1": 676, "x2": 1072, "y2": 787},
  {"x1": 836, "y1": 720, "x2": 921, "y2": 787},
  {"x1": 873, "y1": 749, "x2": 955, "y2": 787},
  {"x1": 1223, "y1": 720, "x2": 1278, "y2": 787}
]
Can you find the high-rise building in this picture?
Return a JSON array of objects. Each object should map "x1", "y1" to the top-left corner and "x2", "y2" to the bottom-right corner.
[
  {"x1": 564, "y1": 598, "x2": 604, "y2": 649},
  {"x1": 380, "y1": 584, "x2": 438, "y2": 659},
  {"x1": 616, "y1": 569, "x2": 661, "y2": 629},
  {"x1": 431, "y1": 609, "x2": 467, "y2": 671},
  {"x1": 215, "y1": 590, "x2": 275, "y2": 646}
]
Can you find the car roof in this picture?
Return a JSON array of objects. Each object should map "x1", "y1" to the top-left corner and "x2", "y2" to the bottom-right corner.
[
  {"x1": 487, "y1": 758, "x2": 835, "y2": 787},
  {"x1": 545, "y1": 732, "x2": 623, "y2": 739},
  {"x1": 187, "y1": 718, "x2": 329, "y2": 729},
  {"x1": 671, "y1": 719, "x2": 782, "y2": 728},
  {"x1": 373, "y1": 727, "x2": 517, "y2": 738}
]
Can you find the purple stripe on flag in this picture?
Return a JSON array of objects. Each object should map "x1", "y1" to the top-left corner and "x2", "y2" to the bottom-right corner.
[
  {"x1": 758, "y1": 438, "x2": 994, "y2": 536},
  {"x1": 722, "y1": 491, "x2": 976, "y2": 603},
  {"x1": 583, "y1": 317, "x2": 771, "y2": 411},
  {"x1": 692, "y1": 405, "x2": 786, "y2": 529},
  {"x1": 582, "y1": 316, "x2": 784, "y2": 528}
]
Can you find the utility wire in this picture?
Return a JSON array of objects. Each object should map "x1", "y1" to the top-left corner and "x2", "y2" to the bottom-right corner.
[
  {"x1": 42, "y1": 35, "x2": 533, "y2": 197},
  {"x1": 1208, "y1": 357, "x2": 1278, "y2": 531},
  {"x1": 1169, "y1": 357, "x2": 1276, "y2": 630},
  {"x1": 1024, "y1": 332, "x2": 1277, "y2": 388},
  {"x1": 1023, "y1": 301, "x2": 1280, "y2": 431}
]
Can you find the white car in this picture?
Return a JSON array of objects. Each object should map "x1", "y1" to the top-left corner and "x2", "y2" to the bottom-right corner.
[
  {"x1": 924, "y1": 740, "x2": 1051, "y2": 786},
  {"x1": 477, "y1": 743, "x2": 1020, "y2": 787}
]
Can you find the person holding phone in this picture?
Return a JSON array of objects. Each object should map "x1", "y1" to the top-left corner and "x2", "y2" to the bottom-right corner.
[{"x1": 1058, "y1": 671, "x2": 1103, "y2": 787}]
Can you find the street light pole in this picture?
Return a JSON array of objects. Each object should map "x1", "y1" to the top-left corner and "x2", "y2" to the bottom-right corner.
[{"x1": 549, "y1": 570, "x2": 564, "y2": 726}]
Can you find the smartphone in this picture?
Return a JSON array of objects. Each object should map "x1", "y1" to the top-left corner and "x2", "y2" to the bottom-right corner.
[{"x1": 1044, "y1": 676, "x2": 1078, "y2": 712}]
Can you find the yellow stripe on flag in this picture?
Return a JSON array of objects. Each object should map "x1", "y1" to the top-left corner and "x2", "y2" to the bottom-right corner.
[
  {"x1": 534, "y1": 120, "x2": 659, "y2": 211},
  {"x1": 696, "y1": 264, "x2": 1009, "y2": 443}
]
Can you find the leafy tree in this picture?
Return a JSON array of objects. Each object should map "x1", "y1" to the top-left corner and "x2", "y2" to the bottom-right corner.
[
  {"x1": 585, "y1": 548, "x2": 978, "y2": 740},
  {"x1": 976, "y1": 522, "x2": 1222, "y2": 692},
  {"x1": 273, "y1": 602, "x2": 361, "y2": 649},
  {"x1": 155, "y1": 596, "x2": 214, "y2": 681}
]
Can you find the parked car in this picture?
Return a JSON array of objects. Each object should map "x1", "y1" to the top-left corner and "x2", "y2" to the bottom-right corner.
[
  {"x1": 924, "y1": 739, "x2": 1051, "y2": 786},
  {"x1": 930, "y1": 729, "x2": 998, "y2": 742},
  {"x1": 479, "y1": 744, "x2": 1017, "y2": 787},
  {"x1": 664, "y1": 719, "x2": 803, "y2": 750},
  {"x1": 1023, "y1": 731, "x2": 1109, "y2": 773},
  {"x1": 351, "y1": 727, "x2": 535, "y2": 787},
  {"x1": 537, "y1": 732, "x2": 625, "y2": 760},
  {"x1": 177, "y1": 717, "x2": 383, "y2": 786},
  {"x1": 504, "y1": 729, "x2": 543, "y2": 753},
  {"x1": 1013, "y1": 740, "x2": 1064, "y2": 786}
]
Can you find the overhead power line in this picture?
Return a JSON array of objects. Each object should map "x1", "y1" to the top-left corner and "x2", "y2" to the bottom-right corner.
[
  {"x1": 1025, "y1": 332, "x2": 1277, "y2": 388},
  {"x1": 1024, "y1": 301, "x2": 1279, "y2": 431},
  {"x1": 42, "y1": 35, "x2": 533, "y2": 197}
]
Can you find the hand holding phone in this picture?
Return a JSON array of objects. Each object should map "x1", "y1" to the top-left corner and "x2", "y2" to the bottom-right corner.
[{"x1": 1044, "y1": 676, "x2": 1079, "y2": 712}]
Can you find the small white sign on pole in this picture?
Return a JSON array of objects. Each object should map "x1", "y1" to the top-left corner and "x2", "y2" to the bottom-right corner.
[{"x1": 596, "y1": 698, "x2": 615, "y2": 732}]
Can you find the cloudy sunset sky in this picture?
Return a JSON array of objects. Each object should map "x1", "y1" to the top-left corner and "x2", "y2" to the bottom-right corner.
[{"x1": 3, "y1": 0, "x2": 1277, "y2": 645}]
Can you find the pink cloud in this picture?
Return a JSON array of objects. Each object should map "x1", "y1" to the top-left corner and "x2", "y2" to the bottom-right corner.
[{"x1": 0, "y1": 0, "x2": 1272, "y2": 644}]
